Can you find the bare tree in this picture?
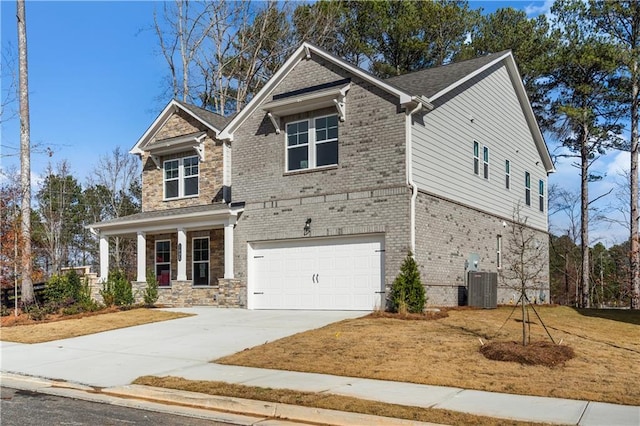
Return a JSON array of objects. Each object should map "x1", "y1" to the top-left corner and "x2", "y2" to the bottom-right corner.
[
  {"x1": 153, "y1": 0, "x2": 217, "y2": 104},
  {"x1": 500, "y1": 206, "x2": 549, "y2": 345},
  {"x1": 85, "y1": 147, "x2": 141, "y2": 273},
  {"x1": 16, "y1": 0, "x2": 33, "y2": 304}
]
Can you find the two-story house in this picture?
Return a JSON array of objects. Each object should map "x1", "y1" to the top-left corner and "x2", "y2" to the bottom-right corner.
[{"x1": 89, "y1": 42, "x2": 554, "y2": 309}]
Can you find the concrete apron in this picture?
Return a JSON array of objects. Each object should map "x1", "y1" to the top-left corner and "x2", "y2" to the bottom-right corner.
[{"x1": 0, "y1": 308, "x2": 364, "y2": 387}]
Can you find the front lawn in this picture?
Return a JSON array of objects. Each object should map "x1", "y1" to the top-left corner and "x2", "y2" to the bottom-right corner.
[
  {"x1": 0, "y1": 308, "x2": 193, "y2": 343},
  {"x1": 216, "y1": 306, "x2": 640, "y2": 406}
]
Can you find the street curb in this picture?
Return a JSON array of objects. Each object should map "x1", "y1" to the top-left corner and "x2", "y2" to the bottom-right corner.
[
  {"x1": 104, "y1": 384, "x2": 441, "y2": 426},
  {"x1": 1, "y1": 373, "x2": 441, "y2": 426}
]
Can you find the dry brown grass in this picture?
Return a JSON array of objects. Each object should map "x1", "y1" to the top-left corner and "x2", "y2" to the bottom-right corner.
[
  {"x1": 217, "y1": 306, "x2": 640, "y2": 405},
  {"x1": 0, "y1": 309, "x2": 193, "y2": 343},
  {"x1": 134, "y1": 375, "x2": 546, "y2": 426}
]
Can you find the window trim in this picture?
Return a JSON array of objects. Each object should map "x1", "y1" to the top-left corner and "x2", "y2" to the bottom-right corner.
[
  {"x1": 525, "y1": 171, "x2": 531, "y2": 206},
  {"x1": 163, "y1": 155, "x2": 200, "y2": 200},
  {"x1": 155, "y1": 239, "x2": 171, "y2": 287},
  {"x1": 285, "y1": 114, "x2": 339, "y2": 173},
  {"x1": 473, "y1": 141, "x2": 479, "y2": 175},
  {"x1": 505, "y1": 160, "x2": 510, "y2": 190},
  {"x1": 192, "y1": 236, "x2": 210, "y2": 286},
  {"x1": 539, "y1": 179, "x2": 545, "y2": 212},
  {"x1": 483, "y1": 146, "x2": 489, "y2": 179}
]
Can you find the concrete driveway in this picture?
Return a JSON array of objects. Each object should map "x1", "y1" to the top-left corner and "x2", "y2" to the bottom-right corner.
[{"x1": 0, "y1": 308, "x2": 363, "y2": 388}]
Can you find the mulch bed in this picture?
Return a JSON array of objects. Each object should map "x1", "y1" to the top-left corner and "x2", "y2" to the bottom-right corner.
[
  {"x1": 367, "y1": 309, "x2": 449, "y2": 321},
  {"x1": 480, "y1": 341, "x2": 575, "y2": 367}
]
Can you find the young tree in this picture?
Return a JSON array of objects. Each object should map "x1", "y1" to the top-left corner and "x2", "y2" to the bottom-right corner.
[
  {"x1": 500, "y1": 207, "x2": 548, "y2": 346},
  {"x1": 389, "y1": 252, "x2": 426, "y2": 313},
  {"x1": 16, "y1": 0, "x2": 33, "y2": 304},
  {"x1": 589, "y1": 0, "x2": 640, "y2": 309},
  {"x1": 548, "y1": 0, "x2": 624, "y2": 308}
]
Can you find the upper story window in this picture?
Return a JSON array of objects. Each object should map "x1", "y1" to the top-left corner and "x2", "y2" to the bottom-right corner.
[
  {"x1": 539, "y1": 180, "x2": 545, "y2": 212},
  {"x1": 505, "y1": 160, "x2": 510, "y2": 189},
  {"x1": 483, "y1": 146, "x2": 489, "y2": 179},
  {"x1": 525, "y1": 171, "x2": 531, "y2": 206},
  {"x1": 473, "y1": 141, "x2": 479, "y2": 175},
  {"x1": 286, "y1": 114, "x2": 338, "y2": 172},
  {"x1": 164, "y1": 155, "x2": 199, "y2": 200}
]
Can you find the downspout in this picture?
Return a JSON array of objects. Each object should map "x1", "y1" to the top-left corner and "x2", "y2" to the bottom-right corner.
[{"x1": 406, "y1": 102, "x2": 423, "y2": 257}]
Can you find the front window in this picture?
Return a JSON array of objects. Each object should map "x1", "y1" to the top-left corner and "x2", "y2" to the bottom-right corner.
[
  {"x1": 164, "y1": 156, "x2": 199, "y2": 199},
  {"x1": 286, "y1": 114, "x2": 338, "y2": 172},
  {"x1": 539, "y1": 180, "x2": 545, "y2": 212},
  {"x1": 192, "y1": 237, "x2": 209, "y2": 286},
  {"x1": 155, "y1": 240, "x2": 171, "y2": 286}
]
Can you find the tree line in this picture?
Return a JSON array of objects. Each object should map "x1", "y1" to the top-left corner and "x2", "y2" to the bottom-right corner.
[
  {"x1": 0, "y1": 148, "x2": 141, "y2": 291},
  {"x1": 5, "y1": 0, "x2": 639, "y2": 308}
]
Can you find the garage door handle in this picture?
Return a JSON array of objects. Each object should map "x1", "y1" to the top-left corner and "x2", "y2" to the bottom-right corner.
[
  {"x1": 312, "y1": 274, "x2": 319, "y2": 283},
  {"x1": 254, "y1": 292, "x2": 264, "y2": 295}
]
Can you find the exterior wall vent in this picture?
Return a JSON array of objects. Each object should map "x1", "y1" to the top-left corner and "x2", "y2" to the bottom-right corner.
[{"x1": 467, "y1": 271, "x2": 497, "y2": 309}]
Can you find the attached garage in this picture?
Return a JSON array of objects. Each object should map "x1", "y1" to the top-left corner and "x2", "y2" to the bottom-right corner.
[{"x1": 248, "y1": 235, "x2": 385, "y2": 310}]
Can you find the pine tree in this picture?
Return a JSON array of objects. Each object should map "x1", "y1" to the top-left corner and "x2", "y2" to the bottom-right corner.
[{"x1": 390, "y1": 252, "x2": 426, "y2": 313}]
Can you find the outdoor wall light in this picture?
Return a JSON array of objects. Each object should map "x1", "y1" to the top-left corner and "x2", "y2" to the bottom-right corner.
[{"x1": 304, "y1": 218, "x2": 312, "y2": 236}]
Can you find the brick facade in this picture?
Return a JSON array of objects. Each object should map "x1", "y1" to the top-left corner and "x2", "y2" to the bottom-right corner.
[
  {"x1": 414, "y1": 191, "x2": 550, "y2": 306},
  {"x1": 141, "y1": 110, "x2": 224, "y2": 212},
  {"x1": 231, "y1": 54, "x2": 411, "y2": 308}
]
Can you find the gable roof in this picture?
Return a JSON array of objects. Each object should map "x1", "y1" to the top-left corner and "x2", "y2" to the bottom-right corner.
[
  {"x1": 130, "y1": 99, "x2": 232, "y2": 155},
  {"x1": 219, "y1": 42, "x2": 553, "y2": 173},
  {"x1": 218, "y1": 43, "x2": 432, "y2": 142},
  {"x1": 386, "y1": 51, "x2": 511, "y2": 99}
]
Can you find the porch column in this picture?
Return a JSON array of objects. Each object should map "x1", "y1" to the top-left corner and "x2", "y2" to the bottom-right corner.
[
  {"x1": 224, "y1": 220, "x2": 234, "y2": 279},
  {"x1": 177, "y1": 227, "x2": 187, "y2": 281},
  {"x1": 99, "y1": 235, "x2": 109, "y2": 282},
  {"x1": 136, "y1": 232, "x2": 146, "y2": 282}
]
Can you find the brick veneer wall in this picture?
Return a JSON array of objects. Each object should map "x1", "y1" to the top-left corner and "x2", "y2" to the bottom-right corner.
[
  {"x1": 141, "y1": 110, "x2": 224, "y2": 212},
  {"x1": 414, "y1": 191, "x2": 550, "y2": 306},
  {"x1": 233, "y1": 187, "x2": 411, "y2": 308},
  {"x1": 230, "y1": 54, "x2": 410, "y2": 308}
]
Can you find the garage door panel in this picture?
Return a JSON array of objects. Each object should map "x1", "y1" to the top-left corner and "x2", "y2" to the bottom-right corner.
[{"x1": 249, "y1": 235, "x2": 384, "y2": 310}]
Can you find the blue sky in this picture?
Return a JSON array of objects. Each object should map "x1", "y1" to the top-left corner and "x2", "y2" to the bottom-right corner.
[{"x1": 0, "y1": 0, "x2": 631, "y2": 245}]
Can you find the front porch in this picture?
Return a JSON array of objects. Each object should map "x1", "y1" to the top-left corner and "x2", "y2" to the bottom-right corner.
[{"x1": 88, "y1": 204, "x2": 244, "y2": 307}]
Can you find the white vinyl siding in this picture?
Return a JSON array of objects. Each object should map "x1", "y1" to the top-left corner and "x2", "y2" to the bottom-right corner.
[{"x1": 411, "y1": 64, "x2": 548, "y2": 231}]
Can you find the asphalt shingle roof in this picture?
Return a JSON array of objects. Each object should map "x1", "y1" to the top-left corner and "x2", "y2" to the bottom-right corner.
[
  {"x1": 174, "y1": 99, "x2": 234, "y2": 131},
  {"x1": 385, "y1": 51, "x2": 511, "y2": 98}
]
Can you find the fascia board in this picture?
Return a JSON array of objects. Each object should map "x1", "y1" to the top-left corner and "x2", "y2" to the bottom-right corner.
[
  {"x1": 130, "y1": 100, "x2": 221, "y2": 155},
  {"x1": 218, "y1": 44, "x2": 308, "y2": 141},
  {"x1": 86, "y1": 208, "x2": 239, "y2": 235},
  {"x1": 429, "y1": 52, "x2": 512, "y2": 103},
  {"x1": 503, "y1": 57, "x2": 555, "y2": 173},
  {"x1": 219, "y1": 42, "x2": 413, "y2": 141}
]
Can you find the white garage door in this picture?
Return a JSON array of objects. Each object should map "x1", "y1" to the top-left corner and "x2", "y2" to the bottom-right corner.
[{"x1": 249, "y1": 235, "x2": 385, "y2": 310}]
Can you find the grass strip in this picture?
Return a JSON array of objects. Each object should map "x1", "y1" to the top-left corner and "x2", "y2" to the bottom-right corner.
[{"x1": 134, "y1": 375, "x2": 548, "y2": 426}]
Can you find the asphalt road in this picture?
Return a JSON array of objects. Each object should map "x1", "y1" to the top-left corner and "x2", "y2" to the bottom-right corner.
[{"x1": 0, "y1": 387, "x2": 235, "y2": 425}]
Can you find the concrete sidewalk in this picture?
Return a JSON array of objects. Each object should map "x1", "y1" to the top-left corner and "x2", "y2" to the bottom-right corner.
[{"x1": 1, "y1": 308, "x2": 638, "y2": 425}]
